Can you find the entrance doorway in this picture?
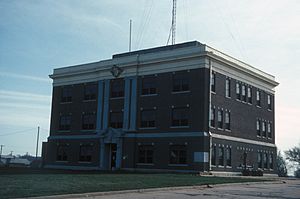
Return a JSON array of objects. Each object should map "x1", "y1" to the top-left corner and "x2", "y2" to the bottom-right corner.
[{"x1": 110, "y1": 144, "x2": 117, "y2": 169}]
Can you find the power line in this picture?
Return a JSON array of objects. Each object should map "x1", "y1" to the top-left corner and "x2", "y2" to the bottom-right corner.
[{"x1": 0, "y1": 128, "x2": 36, "y2": 137}]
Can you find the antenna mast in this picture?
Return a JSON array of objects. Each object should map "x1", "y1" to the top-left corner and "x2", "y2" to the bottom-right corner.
[{"x1": 171, "y1": 0, "x2": 177, "y2": 45}]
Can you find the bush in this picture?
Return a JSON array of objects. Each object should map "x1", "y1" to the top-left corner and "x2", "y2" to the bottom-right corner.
[
  {"x1": 242, "y1": 169, "x2": 263, "y2": 176},
  {"x1": 295, "y1": 168, "x2": 300, "y2": 178}
]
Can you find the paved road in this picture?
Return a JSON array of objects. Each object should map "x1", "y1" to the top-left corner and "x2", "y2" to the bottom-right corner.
[{"x1": 72, "y1": 180, "x2": 300, "y2": 199}]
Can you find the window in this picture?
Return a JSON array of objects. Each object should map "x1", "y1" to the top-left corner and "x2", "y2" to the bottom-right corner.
[
  {"x1": 57, "y1": 145, "x2": 68, "y2": 161},
  {"x1": 138, "y1": 145, "x2": 154, "y2": 164},
  {"x1": 256, "y1": 120, "x2": 261, "y2": 136},
  {"x1": 211, "y1": 72, "x2": 216, "y2": 92},
  {"x1": 258, "y1": 152, "x2": 263, "y2": 168},
  {"x1": 84, "y1": 84, "x2": 97, "y2": 100},
  {"x1": 267, "y1": 95, "x2": 272, "y2": 110},
  {"x1": 263, "y1": 153, "x2": 268, "y2": 168},
  {"x1": 242, "y1": 85, "x2": 246, "y2": 102},
  {"x1": 225, "y1": 111, "x2": 230, "y2": 130},
  {"x1": 210, "y1": 107, "x2": 215, "y2": 127},
  {"x1": 171, "y1": 107, "x2": 189, "y2": 127},
  {"x1": 236, "y1": 83, "x2": 241, "y2": 100},
  {"x1": 269, "y1": 154, "x2": 273, "y2": 169},
  {"x1": 211, "y1": 145, "x2": 216, "y2": 166},
  {"x1": 61, "y1": 86, "x2": 72, "y2": 103},
  {"x1": 217, "y1": 110, "x2": 223, "y2": 129},
  {"x1": 110, "y1": 111, "x2": 123, "y2": 128},
  {"x1": 262, "y1": 121, "x2": 266, "y2": 137},
  {"x1": 141, "y1": 109, "x2": 156, "y2": 128},
  {"x1": 225, "y1": 78, "x2": 231, "y2": 97},
  {"x1": 247, "y1": 87, "x2": 252, "y2": 104},
  {"x1": 226, "y1": 148, "x2": 231, "y2": 166},
  {"x1": 218, "y1": 147, "x2": 224, "y2": 166},
  {"x1": 82, "y1": 112, "x2": 96, "y2": 130},
  {"x1": 111, "y1": 79, "x2": 124, "y2": 98},
  {"x1": 169, "y1": 145, "x2": 187, "y2": 164},
  {"x1": 267, "y1": 122, "x2": 272, "y2": 138},
  {"x1": 79, "y1": 145, "x2": 93, "y2": 162},
  {"x1": 173, "y1": 74, "x2": 189, "y2": 92},
  {"x1": 142, "y1": 77, "x2": 157, "y2": 95},
  {"x1": 59, "y1": 115, "x2": 71, "y2": 130},
  {"x1": 256, "y1": 90, "x2": 261, "y2": 106}
]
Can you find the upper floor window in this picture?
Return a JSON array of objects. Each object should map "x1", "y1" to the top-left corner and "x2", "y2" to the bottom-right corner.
[
  {"x1": 211, "y1": 145, "x2": 216, "y2": 166},
  {"x1": 84, "y1": 84, "x2": 97, "y2": 101},
  {"x1": 241, "y1": 85, "x2": 246, "y2": 102},
  {"x1": 173, "y1": 73, "x2": 189, "y2": 92},
  {"x1": 171, "y1": 107, "x2": 189, "y2": 127},
  {"x1": 110, "y1": 111, "x2": 123, "y2": 128},
  {"x1": 142, "y1": 76, "x2": 157, "y2": 95},
  {"x1": 256, "y1": 90, "x2": 261, "y2": 107},
  {"x1": 247, "y1": 87, "x2": 252, "y2": 104},
  {"x1": 211, "y1": 72, "x2": 216, "y2": 92},
  {"x1": 111, "y1": 79, "x2": 124, "y2": 98},
  {"x1": 140, "y1": 109, "x2": 156, "y2": 128},
  {"x1": 59, "y1": 115, "x2": 71, "y2": 131},
  {"x1": 169, "y1": 145, "x2": 187, "y2": 164},
  {"x1": 225, "y1": 78, "x2": 231, "y2": 97},
  {"x1": 226, "y1": 147, "x2": 231, "y2": 166},
  {"x1": 236, "y1": 83, "x2": 241, "y2": 100},
  {"x1": 262, "y1": 121, "x2": 266, "y2": 137},
  {"x1": 79, "y1": 144, "x2": 93, "y2": 162},
  {"x1": 61, "y1": 86, "x2": 72, "y2": 103},
  {"x1": 210, "y1": 107, "x2": 215, "y2": 127},
  {"x1": 82, "y1": 112, "x2": 96, "y2": 130},
  {"x1": 267, "y1": 122, "x2": 272, "y2": 138},
  {"x1": 138, "y1": 145, "x2": 154, "y2": 164},
  {"x1": 57, "y1": 144, "x2": 68, "y2": 161},
  {"x1": 225, "y1": 111, "x2": 230, "y2": 130},
  {"x1": 218, "y1": 147, "x2": 224, "y2": 166},
  {"x1": 217, "y1": 110, "x2": 223, "y2": 129},
  {"x1": 256, "y1": 120, "x2": 261, "y2": 136},
  {"x1": 267, "y1": 95, "x2": 272, "y2": 110}
]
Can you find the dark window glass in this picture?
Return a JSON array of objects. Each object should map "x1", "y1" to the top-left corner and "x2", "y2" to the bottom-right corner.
[
  {"x1": 262, "y1": 121, "x2": 266, "y2": 137},
  {"x1": 269, "y1": 154, "x2": 273, "y2": 169},
  {"x1": 173, "y1": 74, "x2": 189, "y2": 92},
  {"x1": 82, "y1": 112, "x2": 96, "y2": 130},
  {"x1": 210, "y1": 107, "x2": 215, "y2": 127},
  {"x1": 225, "y1": 78, "x2": 231, "y2": 97},
  {"x1": 84, "y1": 84, "x2": 97, "y2": 100},
  {"x1": 256, "y1": 90, "x2": 261, "y2": 106},
  {"x1": 263, "y1": 153, "x2": 268, "y2": 168},
  {"x1": 242, "y1": 85, "x2": 247, "y2": 102},
  {"x1": 267, "y1": 122, "x2": 272, "y2": 138},
  {"x1": 141, "y1": 109, "x2": 156, "y2": 128},
  {"x1": 138, "y1": 145, "x2": 154, "y2": 164},
  {"x1": 267, "y1": 95, "x2": 272, "y2": 110},
  {"x1": 61, "y1": 86, "x2": 72, "y2": 102},
  {"x1": 110, "y1": 111, "x2": 123, "y2": 128},
  {"x1": 56, "y1": 145, "x2": 68, "y2": 161},
  {"x1": 142, "y1": 77, "x2": 157, "y2": 95},
  {"x1": 218, "y1": 147, "x2": 224, "y2": 166},
  {"x1": 226, "y1": 148, "x2": 231, "y2": 166},
  {"x1": 258, "y1": 152, "x2": 263, "y2": 168},
  {"x1": 225, "y1": 111, "x2": 230, "y2": 130},
  {"x1": 211, "y1": 72, "x2": 216, "y2": 92},
  {"x1": 211, "y1": 145, "x2": 216, "y2": 165},
  {"x1": 79, "y1": 145, "x2": 93, "y2": 162},
  {"x1": 171, "y1": 107, "x2": 189, "y2": 127},
  {"x1": 111, "y1": 79, "x2": 124, "y2": 98},
  {"x1": 256, "y1": 120, "x2": 261, "y2": 136},
  {"x1": 217, "y1": 110, "x2": 223, "y2": 129},
  {"x1": 169, "y1": 145, "x2": 187, "y2": 164},
  {"x1": 236, "y1": 83, "x2": 241, "y2": 100},
  {"x1": 59, "y1": 115, "x2": 71, "y2": 130},
  {"x1": 247, "y1": 87, "x2": 252, "y2": 104}
]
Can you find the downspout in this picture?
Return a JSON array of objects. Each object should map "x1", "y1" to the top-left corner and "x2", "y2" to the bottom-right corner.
[
  {"x1": 208, "y1": 55, "x2": 212, "y2": 172},
  {"x1": 133, "y1": 54, "x2": 140, "y2": 170}
]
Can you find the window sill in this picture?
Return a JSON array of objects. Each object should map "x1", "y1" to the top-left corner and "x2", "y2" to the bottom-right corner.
[
  {"x1": 217, "y1": 165, "x2": 224, "y2": 168},
  {"x1": 83, "y1": 99, "x2": 96, "y2": 102},
  {"x1": 110, "y1": 97, "x2": 124, "y2": 100},
  {"x1": 170, "y1": 126, "x2": 190, "y2": 129},
  {"x1": 267, "y1": 109, "x2": 272, "y2": 112},
  {"x1": 225, "y1": 96, "x2": 231, "y2": 99},
  {"x1": 172, "y1": 90, "x2": 191, "y2": 94},
  {"x1": 211, "y1": 91, "x2": 216, "y2": 94},
  {"x1": 168, "y1": 164, "x2": 188, "y2": 167},
  {"x1": 78, "y1": 161, "x2": 92, "y2": 164},
  {"x1": 80, "y1": 130, "x2": 96, "y2": 133},
  {"x1": 248, "y1": 103, "x2": 252, "y2": 105},
  {"x1": 210, "y1": 126, "x2": 216, "y2": 129},
  {"x1": 225, "y1": 166, "x2": 232, "y2": 168},
  {"x1": 55, "y1": 161, "x2": 68, "y2": 163},
  {"x1": 139, "y1": 127, "x2": 157, "y2": 130},
  {"x1": 57, "y1": 130, "x2": 71, "y2": 133},
  {"x1": 136, "y1": 163, "x2": 154, "y2": 166},
  {"x1": 140, "y1": 94, "x2": 158, "y2": 97},
  {"x1": 225, "y1": 129, "x2": 231, "y2": 132},
  {"x1": 211, "y1": 165, "x2": 216, "y2": 168},
  {"x1": 217, "y1": 128, "x2": 223, "y2": 130},
  {"x1": 256, "y1": 105, "x2": 261, "y2": 108},
  {"x1": 60, "y1": 102, "x2": 72, "y2": 104}
]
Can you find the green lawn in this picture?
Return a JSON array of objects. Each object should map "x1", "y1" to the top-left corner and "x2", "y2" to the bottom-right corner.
[{"x1": 0, "y1": 172, "x2": 267, "y2": 199}]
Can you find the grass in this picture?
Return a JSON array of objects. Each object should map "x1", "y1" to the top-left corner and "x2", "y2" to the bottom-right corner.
[{"x1": 0, "y1": 169, "x2": 268, "y2": 199}]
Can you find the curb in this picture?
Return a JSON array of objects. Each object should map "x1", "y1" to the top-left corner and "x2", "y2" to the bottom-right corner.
[{"x1": 23, "y1": 180, "x2": 285, "y2": 199}]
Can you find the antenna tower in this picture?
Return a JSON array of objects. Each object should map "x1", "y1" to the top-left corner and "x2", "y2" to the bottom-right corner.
[{"x1": 171, "y1": 0, "x2": 177, "y2": 45}]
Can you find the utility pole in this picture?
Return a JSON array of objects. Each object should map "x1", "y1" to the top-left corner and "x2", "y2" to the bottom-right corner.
[
  {"x1": 0, "y1": 145, "x2": 4, "y2": 159},
  {"x1": 35, "y1": 126, "x2": 40, "y2": 158},
  {"x1": 129, "y1": 19, "x2": 132, "y2": 52},
  {"x1": 171, "y1": 0, "x2": 177, "y2": 45}
]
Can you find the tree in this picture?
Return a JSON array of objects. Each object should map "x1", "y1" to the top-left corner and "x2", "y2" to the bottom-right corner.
[
  {"x1": 285, "y1": 144, "x2": 300, "y2": 165},
  {"x1": 277, "y1": 151, "x2": 288, "y2": 177}
]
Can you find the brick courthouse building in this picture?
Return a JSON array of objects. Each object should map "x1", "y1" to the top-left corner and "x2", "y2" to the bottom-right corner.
[{"x1": 42, "y1": 41, "x2": 279, "y2": 174}]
